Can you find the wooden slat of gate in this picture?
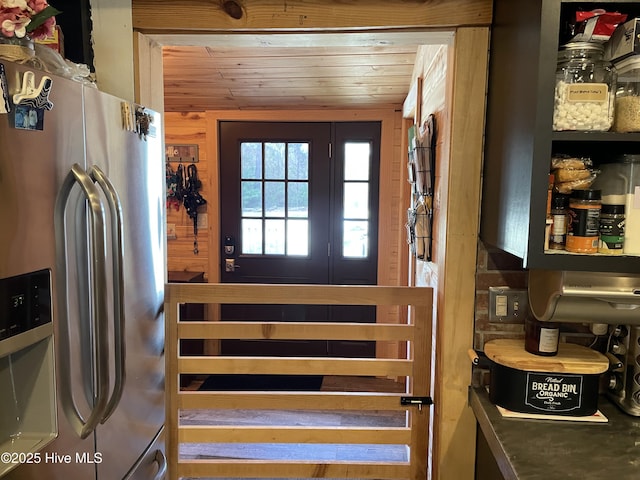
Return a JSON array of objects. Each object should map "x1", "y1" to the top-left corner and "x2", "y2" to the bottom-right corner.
[
  {"x1": 179, "y1": 321, "x2": 414, "y2": 340},
  {"x1": 410, "y1": 304, "x2": 432, "y2": 479},
  {"x1": 167, "y1": 283, "x2": 422, "y2": 305},
  {"x1": 179, "y1": 356, "x2": 413, "y2": 377},
  {"x1": 179, "y1": 391, "x2": 406, "y2": 410},
  {"x1": 178, "y1": 460, "x2": 411, "y2": 479},
  {"x1": 179, "y1": 426, "x2": 412, "y2": 444},
  {"x1": 165, "y1": 283, "x2": 433, "y2": 480}
]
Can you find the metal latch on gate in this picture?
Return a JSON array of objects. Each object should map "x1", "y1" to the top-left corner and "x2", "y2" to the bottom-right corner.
[{"x1": 401, "y1": 396, "x2": 433, "y2": 411}]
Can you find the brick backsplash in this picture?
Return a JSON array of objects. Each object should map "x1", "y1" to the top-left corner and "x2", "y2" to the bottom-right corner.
[
  {"x1": 474, "y1": 240, "x2": 592, "y2": 351},
  {"x1": 474, "y1": 241, "x2": 528, "y2": 349}
]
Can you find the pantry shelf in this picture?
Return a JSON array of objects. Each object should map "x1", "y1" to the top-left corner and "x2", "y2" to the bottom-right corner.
[{"x1": 481, "y1": 0, "x2": 640, "y2": 274}]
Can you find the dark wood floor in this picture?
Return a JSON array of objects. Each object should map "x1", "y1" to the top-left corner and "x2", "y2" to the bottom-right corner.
[{"x1": 180, "y1": 376, "x2": 408, "y2": 480}]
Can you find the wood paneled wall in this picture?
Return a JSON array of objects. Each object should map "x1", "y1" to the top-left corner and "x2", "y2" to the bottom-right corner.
[
  {"x1": 411, "y1": 30, "x2": 489, "y2": 480},
  {"x1": 164, "y1": 109, "x2": 407, "y2": 330},
  {"x1": 412, "y1": 43, "x2": 449, "y2": 480},
  {"x1": 165, "y1": 112, "x2": 210, "y2": 277}
]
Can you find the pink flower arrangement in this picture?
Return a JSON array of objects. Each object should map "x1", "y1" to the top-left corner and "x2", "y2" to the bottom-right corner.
[{"x1": 0, "y1": 0, "x2": 59, "y2": 40}]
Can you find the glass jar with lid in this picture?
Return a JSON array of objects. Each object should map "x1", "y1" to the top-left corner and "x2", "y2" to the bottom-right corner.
[
  {"x1": 612, "y1": 56, "x2": 640, "y2": 133},
  {"x1": 553, "y1": 42, "x2": 616, "y2": 131}
]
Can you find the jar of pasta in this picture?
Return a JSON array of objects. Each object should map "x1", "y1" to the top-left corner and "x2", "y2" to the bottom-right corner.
[
  {"x1": 553, "y1": 42, "x2": 616, "y2": 132},
  {"x1": 613, "y1": 56, "x2": 640, "y2": 133}
]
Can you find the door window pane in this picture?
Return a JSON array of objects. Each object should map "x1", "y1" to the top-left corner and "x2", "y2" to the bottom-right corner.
[
  {"x1": 265, "y1": 142, "x2": 285, "y2": 179},
  {"x1": 241, "y1": 181, "x2": 262, "y2": 217},
  {"x1": 240, "y1": 141, "x2": 311, "y2": 257},
  {"x1": 288, "y1": 183, "x2": 308, "y2": 217},
  {"x1": 242, "y1": 219, "x2": 263, "y2": 254},
  {"x1": 343, "y1": 220, "x2": 368, "y2": 258},
  {"x1": 288, "y1": 143, "x2": 309, "y2": 180},
  {"x1": 241, "y1": 142, "x2": 262, "y2": 179},
  {"x1": 344, "y1": 183, "x2": 369, "y2": 219},
  {"x1": 342, "y1": 142, "x2": 371, "y2": 258},
  {"x1": 265, "y1": 181, "x2": 285, "y2": 217},
  {"x1": 287, "y1": 220, "x2": 309, "y2": 256},
  {"x1": 265, "y1": 219, "x2": 285, "y2": 254},
  {"x1": 344, "y1": 142, "x2": 370, "y2": 181}
]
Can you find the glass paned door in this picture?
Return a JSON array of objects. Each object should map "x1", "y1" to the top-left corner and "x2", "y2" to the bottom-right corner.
[
  {"x1": 240, "y1": 142, "x2": 309, "y2": 256},
  {"x1": 331, "y1": 122, "x2": 380, "y2": 287},
  {"x1": 220, "y1": 122, "x2": 331, "y2": 288},
  {"x1": 219, "y1": 121, "x2": 381, "y2": 358}
]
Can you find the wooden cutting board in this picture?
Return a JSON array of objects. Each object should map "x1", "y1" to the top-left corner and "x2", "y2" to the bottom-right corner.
[{"x1": 484, "y1": 339, "x2": 608, "y2": 374}]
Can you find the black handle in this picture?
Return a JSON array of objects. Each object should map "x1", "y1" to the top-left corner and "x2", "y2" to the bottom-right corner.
[{"x1": 469, "y1": 348, "x2": 492, "y2": 369}]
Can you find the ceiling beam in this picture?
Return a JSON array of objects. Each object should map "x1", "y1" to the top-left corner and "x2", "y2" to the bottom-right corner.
[{"x1": 132, "y1": 0, "x2": 492, "y2": 32}]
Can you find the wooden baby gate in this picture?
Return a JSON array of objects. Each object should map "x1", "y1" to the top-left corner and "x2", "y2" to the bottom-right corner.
[{"x1": 164, "y1": 283, "x2": 433, "y2": 480}]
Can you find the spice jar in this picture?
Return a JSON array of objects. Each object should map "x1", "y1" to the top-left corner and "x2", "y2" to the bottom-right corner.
[
  {"x1": 553, "y1": 42, "x2": 616, "y2": 131},
  {"x1": 549, "y1": 193, "x2": 569, "y2": 250},
  {"x1": 598, "y1": 204, "x2": 625, "y2": 254},
  {"x1": 566, "y1": 189, "x2": 601, "y2": 254},
  {"x1": 613, "y1": 56, "x2": 640, "y2": 133}
]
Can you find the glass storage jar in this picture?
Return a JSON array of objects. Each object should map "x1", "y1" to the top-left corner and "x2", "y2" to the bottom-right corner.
[
  {"x1": 613, "y1": 56, "x2": 640, "y2": 133},
  {"x1": 553, "y1": 42, "x2": 616, "y2": 132},
  {"x1": 595, "y1": 155, "x2": 640, "y2": 254}
]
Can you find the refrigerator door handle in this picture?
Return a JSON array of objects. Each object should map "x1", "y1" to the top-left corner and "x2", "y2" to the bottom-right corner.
[
  {"x1": 89, "y1": 165, "x2": 126, "y2": 423},
  {"x1": 153, "y1": 450, "x2": 168, "y2": 480},
  {"x1": 54, "y1": 163, "x2": 111, "y2": 439}
]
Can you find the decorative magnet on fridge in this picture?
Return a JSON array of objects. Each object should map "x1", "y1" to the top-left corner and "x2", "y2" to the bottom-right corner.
[
  {"x1": 0, "y1": 63, "x2": 9, "y2": 114},
  {"x1": 135, "y1": 106, "x2": 154, "y2": 140},
  {"x1": 10, "y1": 70, "x2": 53, "y2": 130}
]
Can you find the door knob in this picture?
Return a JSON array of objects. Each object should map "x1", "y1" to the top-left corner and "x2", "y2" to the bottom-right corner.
[{"x1": 225, "y1": 259, "x2": 240, "y2": 272}]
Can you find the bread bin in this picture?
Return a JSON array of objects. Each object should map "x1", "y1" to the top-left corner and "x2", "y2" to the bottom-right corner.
[{"x1": 484, "y1": 339, "x2": 608, "y2": 416}]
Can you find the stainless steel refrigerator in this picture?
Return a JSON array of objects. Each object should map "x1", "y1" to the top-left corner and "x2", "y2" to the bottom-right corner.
[{"x1": 0, "y1": 60, "x2": 166, "y2": 479}]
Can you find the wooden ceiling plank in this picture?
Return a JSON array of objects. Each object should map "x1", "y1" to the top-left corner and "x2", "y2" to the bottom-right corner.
[
  {"x1": 164, "y1": 65, "x2": 414, "y2": 79},
  {"x1": 164, "y1": 55, "x2": 417, "y2": 69},
  {"x1": 153, "y1": 31, "x2": 455, "y2": 48},
  {"x1": 165, "y1": 76, "x2": 413, "y2": 88},
  {"x1": 163, "y1": 45, "x2": 421, "y2": 58},
  {"x1": 161, "y1": 46, "x2": 209, "y2": 58},
  {"x1": 206, "y1": 46, "x2": 421, "y2": 58},
  {"x1": 163, "y1": 88, "x2": 233, "y2": 96},
  {"x1": 166, "y1": 86, "x2": 409, "y2": 97},
  {"x1": 164, "y1": 104, "x2": 404, "y2": 113},
  {"x1": 162, "y1": 46, "x2": 420, "y2": 58},
  {"x1": 165, "y1": 96, "x2": 408, "y2": 105}
]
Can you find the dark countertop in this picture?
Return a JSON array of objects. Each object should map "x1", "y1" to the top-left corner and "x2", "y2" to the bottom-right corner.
[{"x1": 470, "y1": 387, "x2": 640, "y2": 480}]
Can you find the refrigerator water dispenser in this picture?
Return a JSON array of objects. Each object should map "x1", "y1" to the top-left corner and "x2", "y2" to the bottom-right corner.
[{"x1": 0, "y1": 270, "x2": 57, "y2": 477}]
